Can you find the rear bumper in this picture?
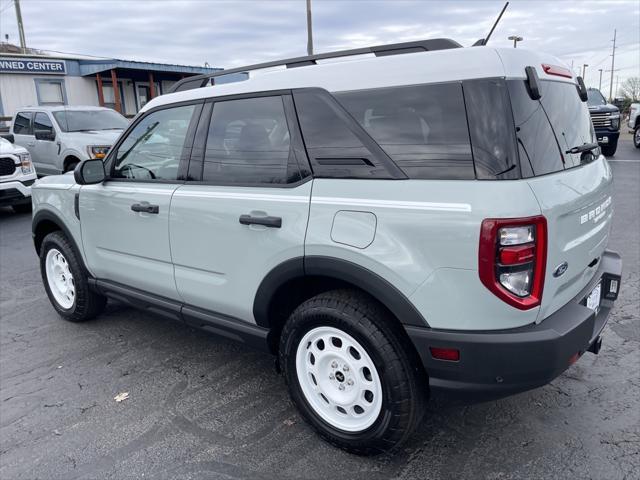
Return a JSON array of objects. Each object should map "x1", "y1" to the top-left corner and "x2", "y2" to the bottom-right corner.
[{"x1": 407, "y1": 250, "x2": 622, "y2": 399}]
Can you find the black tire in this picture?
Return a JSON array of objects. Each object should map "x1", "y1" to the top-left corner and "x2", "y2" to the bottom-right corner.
[
  {"x1": 279, "y1": 289, "x2": 426, "y2": 455},
  {"x1": 634, "y1": 126, "x2": 640, "y2": 148},
  {"x1": 64, "y1": 160, "x2": 79, "y2": 173},
  {"x1": 601, "y1": 142, "x2": 617, "y2": 157},
  {"x1": 11, "y1": 202, "x2": 32, "y2": 214},
  {"x1": 40, "y1": 231, "x2": 106, "y2": 322}
]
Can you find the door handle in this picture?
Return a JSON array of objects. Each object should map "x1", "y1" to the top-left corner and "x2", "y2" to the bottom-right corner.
[
  {"x1": 239, "y1": 214, "x2": 282, "y2": 228},
  {"x1": 131, "y1": 202, "x2": 159, "y2": 214},
  {"x1": 27, "y1": 142, "x2": 35, "y2": 147}
]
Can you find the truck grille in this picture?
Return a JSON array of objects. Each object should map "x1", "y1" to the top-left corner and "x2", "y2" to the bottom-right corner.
[
  {"x1": 0, "y1": 157, "x2": 16, "y2": 177},
  {"x1": 590, "y1": 112, "x2": 612, "y2": 128}
]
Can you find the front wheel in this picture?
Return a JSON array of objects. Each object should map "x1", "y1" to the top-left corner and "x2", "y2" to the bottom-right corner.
[
  {"x1": 279, "y1": 289, "x2": 426, "y2": 455},
  {"x1": 634, "y1": 126, "x2": 640, "y2": 148},
  {"x1": 40, "y1": 231, "x2": 106, "y2": 322}
]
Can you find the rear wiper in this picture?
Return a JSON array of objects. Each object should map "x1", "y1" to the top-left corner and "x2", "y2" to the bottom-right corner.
[{"x1": 565, "y1": 142, "x2": 599, "y2": 155}]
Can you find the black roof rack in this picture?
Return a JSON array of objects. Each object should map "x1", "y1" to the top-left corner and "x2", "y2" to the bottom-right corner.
[{"x1": 168, "y1": 38, "x2": 462, "y2": 94}]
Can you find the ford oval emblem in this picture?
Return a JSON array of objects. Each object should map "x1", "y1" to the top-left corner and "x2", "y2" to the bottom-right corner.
[{"x1": 553, "y1": 262, "x2": 569, "y2": 278}]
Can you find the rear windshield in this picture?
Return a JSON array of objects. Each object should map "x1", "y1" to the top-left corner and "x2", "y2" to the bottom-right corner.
[
  {"x1": 53, "y1": 109, "x2": 128, "y2": 132},
  {"x1": 508, "y1": 79, "x2": 596, "y2": 177}
]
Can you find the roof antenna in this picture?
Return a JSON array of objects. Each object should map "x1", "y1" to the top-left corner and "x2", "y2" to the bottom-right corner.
[{"x1": 473, "y1": 2, "x2": 509, "y2": 46}]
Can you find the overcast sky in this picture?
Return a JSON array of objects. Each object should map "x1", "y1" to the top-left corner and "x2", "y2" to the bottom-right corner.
[{"x1": 0, "y1": 0, "x2": 638, "y2": 94}]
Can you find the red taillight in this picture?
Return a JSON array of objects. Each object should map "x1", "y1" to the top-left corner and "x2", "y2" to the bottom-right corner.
[
  {"x1": 479, "y1": 216, "x2": 547, "y2": 310},
  {"x1": 541, "y1": 63, "x2": 573, "y2": 79},
  {"x1": 430, "y1": 347, "x2": 460, "y2": 362}
]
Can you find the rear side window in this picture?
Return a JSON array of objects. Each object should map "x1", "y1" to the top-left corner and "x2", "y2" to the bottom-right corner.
[
  {"x1": 463, "y1": 79, "x2": 519, "y2": 179},
  {"x1": 335, "y1": 83, "x2": 474, "y2": 180},
  {"x1": 507, "y1": 80, "x2": 564, "y2": 177},
  {"x1": 34, "y1": 113, "x2": 54, "y2": 134},
  {"x1": 201, "y1": 96, "x2": 301, "y2": 185},
  {"x1": 14, "y1": 112, "x2": 33, "y2": 135}
]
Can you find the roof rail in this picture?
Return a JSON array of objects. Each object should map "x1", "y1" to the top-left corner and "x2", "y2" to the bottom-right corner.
[{"x1": 168, "y1": 38, "x2": 462, "y2": 94}]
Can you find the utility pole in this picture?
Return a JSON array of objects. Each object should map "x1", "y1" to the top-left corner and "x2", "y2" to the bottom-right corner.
[
  {"x1": 615, "y1": 75, "x2": 619, "y2": 98},
  {"x1": 582, "y1": 64, "x2": 588, "y2": 83},
  {"x1": 508, "y1": 35, "x2": 523, "y2": 48},
  {"x1": 598, "y1": 68, "x2": 603, "y2": 91},
  {"x1": 306, "y1": 0, "x2": 313, "y2": 56},
  {"x1": 14, "y1": 0, "x2": 27, "y2": 54},
  {"x1": 609, "y1": 29, "x2": 616, "y2": 102}
]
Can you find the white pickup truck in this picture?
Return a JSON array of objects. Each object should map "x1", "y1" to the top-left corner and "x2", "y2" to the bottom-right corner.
[
  {"x1": 0, "y1": 137, "x2": 36, "y2": 213},
  {"x1": 8, "y1": 106, "x2": 128, "y2": 175}
]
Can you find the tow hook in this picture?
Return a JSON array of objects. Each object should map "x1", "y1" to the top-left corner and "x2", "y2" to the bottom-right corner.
[{"x1": 588, "y1": 335, "x2": 603, "y2": 355}]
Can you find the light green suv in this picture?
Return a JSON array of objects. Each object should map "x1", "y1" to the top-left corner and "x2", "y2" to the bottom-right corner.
[{"x1": 32, "y1": 39, "x2": 623, "y2": 454}]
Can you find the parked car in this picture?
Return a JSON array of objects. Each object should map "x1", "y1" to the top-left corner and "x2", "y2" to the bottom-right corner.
[
  {"x1": 586, "y1": 88, "x2": 621, "y2": 156},
  {"x1": 9, "y1": 106, "x2": 128, "y2": 175},
  {"x1": 0, "y1": 137, "x2": 36, "y2": 213},
  {"x1": 31, "y1": 40, "x2": 622, "y2": 455},
  {"x1": 628, "y1": 102, "x2": 640, "y2": 148}
]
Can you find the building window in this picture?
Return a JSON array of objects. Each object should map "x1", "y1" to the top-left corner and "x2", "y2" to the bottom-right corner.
[
  {"x1": 99, "y1": 81, "x2": 125, "y2": 112},
  {"x1": 35, "y1": 79, "x2": 67, "y2": 105}
]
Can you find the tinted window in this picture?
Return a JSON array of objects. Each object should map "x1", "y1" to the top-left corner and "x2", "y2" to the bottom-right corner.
[
  {"x1": 463, "y1": 79, "x2": 519, "y2": 179},
  {"x1": 540, "y1": 81, "x2": 597, "y2": 169},
  {"x1": 14, "y1": 112, "x2": 33, "y2": 135},
  {"x1": 587, "y1": 88, "x2": 607, "y2": 107},
  {"x1": 202, "y1": 96, "x2": 300, "y2": 185},
  {"x1": 113, "y1": 104, "x2": 196, "y2": 181},
  {"x1": 34, "y1": 113, "x2": 54, "y2": 133},
  {"x1": 507, "y1": 80, "x2": 564, "y2": 177},
  {"x1": 53, "y1": 109, "x2": 128, "y2": 132},
  {"x1": 336, "y1": 83, "x2": 474, "y2": 180}
]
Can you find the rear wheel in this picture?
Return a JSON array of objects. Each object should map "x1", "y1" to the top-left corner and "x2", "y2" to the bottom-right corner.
[
  {"x1": 634, "y1": 126, "x2": 640, "y2": 148},
  {"x1": 40, "y1": 231, "x2": 106, "y2": 322},
  {"x1": 279, "y1": 289, "x2": 425, "y2": 455}
]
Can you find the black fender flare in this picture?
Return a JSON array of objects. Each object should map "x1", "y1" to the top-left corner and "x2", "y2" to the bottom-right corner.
[
  {"x1": 32, "y1": 209, "x2": 89, "y2": 273},
  {"x1": 253, "y1": 255, "x2": 429, "y2": 329}
]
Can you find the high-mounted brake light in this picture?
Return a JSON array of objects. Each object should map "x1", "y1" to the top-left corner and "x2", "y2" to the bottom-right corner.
[
  {"x1": 479, "y1": 216, "x2": 547, "y2": 310},
  {"x1": 541, "y1": 63, "x2": 573, "y2": 79}
]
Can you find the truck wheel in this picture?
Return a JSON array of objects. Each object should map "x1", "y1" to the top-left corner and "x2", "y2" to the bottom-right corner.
[
  {"x1": 40, "y1": 231, "x2": 106, "y2": 322},
  {"x1": 634, "y1": 126, "x2": 640, "y2": 148},
  {"x1": 279, "y1": 289, "x2": 425, "y2": 455},
  {"x1": 601, "y1": 142, "x2": 617, "y2": 157}
]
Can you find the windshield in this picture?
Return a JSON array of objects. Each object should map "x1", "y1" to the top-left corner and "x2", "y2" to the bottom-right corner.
[
  {"x1": 587, "y1": 89, "x2": 607, "y2": 107},
  {"x1": 52, "y1": 109, "x2": 128, "y2": 132}
]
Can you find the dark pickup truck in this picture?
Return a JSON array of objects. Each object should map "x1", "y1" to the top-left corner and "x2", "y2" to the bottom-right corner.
[{"x1": 587, "y1": 88, "x2": 620, "y2": 157}]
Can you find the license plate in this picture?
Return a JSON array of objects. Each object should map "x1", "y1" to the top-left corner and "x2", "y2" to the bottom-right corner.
[
  {"x1": 598, "y1": 136, "x2": 609, "y2": 144},
  {"x1": 586, "y1": 282, "x2": 602, "y2": 311}
]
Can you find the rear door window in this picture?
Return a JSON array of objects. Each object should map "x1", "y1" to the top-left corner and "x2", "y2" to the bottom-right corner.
[
  {"x1": 335, "y1": 83, "x2": 474, "y2": 180},
  {"x1": 13, "y1": 112, "x2": 33, "y2": 135}
]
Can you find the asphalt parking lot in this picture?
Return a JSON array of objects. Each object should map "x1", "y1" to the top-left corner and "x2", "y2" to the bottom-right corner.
[{"x1": 1, "y1": 135, "x2": 638, "y2": 480}]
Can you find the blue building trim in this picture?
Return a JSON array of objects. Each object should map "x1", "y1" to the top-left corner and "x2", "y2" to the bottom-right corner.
[{"x1": 78, "y1": 59, "x2": 223, "y2": 77}]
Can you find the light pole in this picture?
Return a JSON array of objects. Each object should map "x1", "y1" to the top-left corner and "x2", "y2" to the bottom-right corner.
[
  {"x1": 508, "y1": 35, "x2": 523, "y2": 48},
  {"x1": 598, "y1": 69, "x2": 603, "y2": 91},
  {"x1": 306, "y1": 0, "x2": 314, "y2": 56},
  {"x1": 582, "y1": 64, "x2": 588, "y2": 83}
]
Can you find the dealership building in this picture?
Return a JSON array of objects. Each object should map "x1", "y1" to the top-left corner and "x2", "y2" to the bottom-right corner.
[{"x1": 0, "y1": 50, "x2": 245, "y2": 125}]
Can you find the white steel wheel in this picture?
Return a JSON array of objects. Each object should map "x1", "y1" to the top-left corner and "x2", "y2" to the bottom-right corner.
[
  {"x1": 295, "y1": 326, "x2": 383, "y2": 432},
  {"x1": 45, "y1": 248, "x2": 76, "y2": 309}
]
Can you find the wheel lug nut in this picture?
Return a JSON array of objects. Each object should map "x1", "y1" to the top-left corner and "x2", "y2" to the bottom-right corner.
[
  {"x1": 343, "y1": 366, "x2": 349, "y2": 372},
  {"x1": 347, "y1": 379, "x2": 354, "y2": 386},
  {"x1": 329, "y1": 374, "x2": 335, "y2": 380},
  {"x1": 338, "y1": 384, "x2": 345, "y2": 391},
  {"x1": 331, "y1": 361, "x2": 338, "y2": 368}
]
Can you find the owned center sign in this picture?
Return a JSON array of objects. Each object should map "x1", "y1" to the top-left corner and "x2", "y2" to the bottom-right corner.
[{"x1": 0, "y1": 58, "x2": 66, "y2": 74}]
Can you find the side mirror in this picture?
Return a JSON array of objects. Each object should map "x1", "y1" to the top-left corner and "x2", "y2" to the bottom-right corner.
[
  {"x1": 576, "y1": 76, "x2": 589, "y2": 102},
  {"x1": 35, "y1": 130, "x2": 56, "y2": 141},
  {"x1": 74, "y1": 159, "x2": 106, "y2": 185}
]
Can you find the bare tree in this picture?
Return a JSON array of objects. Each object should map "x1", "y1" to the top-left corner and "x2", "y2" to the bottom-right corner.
[{"x1": 619, "y1": 77, "x2": 640, "y2": 101}]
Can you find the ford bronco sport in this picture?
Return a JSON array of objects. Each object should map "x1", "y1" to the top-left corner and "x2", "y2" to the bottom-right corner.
[{"x1": 32, "y1": 39, "x2": 622, "y2": 455}]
